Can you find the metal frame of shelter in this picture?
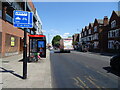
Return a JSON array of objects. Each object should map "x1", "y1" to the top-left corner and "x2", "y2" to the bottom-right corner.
[{"x1": 28, "y1": 35, "x2": 46, "y2": 62}]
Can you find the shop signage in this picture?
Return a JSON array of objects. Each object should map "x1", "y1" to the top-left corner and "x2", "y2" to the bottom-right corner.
[{"x1": 11, "y1": 37, "x2": 15, "y2": 47}]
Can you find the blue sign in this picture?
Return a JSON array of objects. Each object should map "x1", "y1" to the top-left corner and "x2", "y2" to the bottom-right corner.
[
  {"x1": 38, "y1": 41, "x2": 45, "y2": 48},
  {"x1": 13, "y1": 10, "x2": 33, "y2": 28}
]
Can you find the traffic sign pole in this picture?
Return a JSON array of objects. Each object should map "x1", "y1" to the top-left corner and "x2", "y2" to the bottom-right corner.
[
  {"x1": 23, "y1": 28, "x2": 27, "y2": 79},
  {"x1": 23, "y1": 0, "x2": 27, "y2": 79},
  {"x1": 13, "y1": 1, "x2": 33, "y2": 79}
]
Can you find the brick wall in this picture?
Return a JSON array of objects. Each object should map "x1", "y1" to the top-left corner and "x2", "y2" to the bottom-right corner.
[
  {"x1": 1, "y1": 19, "x2": 29, "y2": 57},
  {"x1": 5, "y1": 34, "x2": 18, "y2": 53},
  {"x1": 27, "y1": 0, "x2": 36, "y2": 13}
]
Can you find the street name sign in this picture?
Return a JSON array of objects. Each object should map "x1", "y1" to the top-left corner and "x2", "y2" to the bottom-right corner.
[{"x1": 13, "y1": 10, "x2": 33, "y2": 28}]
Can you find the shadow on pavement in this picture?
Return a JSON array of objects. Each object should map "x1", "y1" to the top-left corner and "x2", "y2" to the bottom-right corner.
[
  {"x1": 103, "y1": 66, "x2": 120, "y2": 77},
  {"x1": 0, "y1": 67, "x2": 23, "y2": 79},
  {"x1": 18, "y1": 57, "x2": 34, "y2": 63}
]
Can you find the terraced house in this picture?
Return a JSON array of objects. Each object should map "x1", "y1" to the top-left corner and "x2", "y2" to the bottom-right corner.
[
  {"x1": 99, "y1": 16, "x2": 109, "y2": 52},
  {"x1": 80, "y1": 11, "x2": 120, "y2": 53},
  {"x1": 80, "y1": 16, "x2": 110, "y2": 52},
  {"x1": 85, "y1": 23, "x2": 94, "y2": 51},
  {"x1": 0, "y1": 0, "x2": 42, "y2": 57},
  {"x1": 108, "y1": 11, "x2": 120, "y2": 53}
]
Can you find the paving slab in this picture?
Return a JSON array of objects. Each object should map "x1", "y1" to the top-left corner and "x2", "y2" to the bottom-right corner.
[{"x1": 0, "y1": 50, "x2": 52, "y2": 89}]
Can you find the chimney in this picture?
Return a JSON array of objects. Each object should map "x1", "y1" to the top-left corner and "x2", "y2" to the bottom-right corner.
[{"x1": 103, "y1": 16, "x2": 108, "y2": 26}]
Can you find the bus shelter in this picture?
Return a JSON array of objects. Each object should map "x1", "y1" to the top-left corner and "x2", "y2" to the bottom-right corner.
[{"x1": 28, "y1": 35, "x2": 46, "y2": 62}]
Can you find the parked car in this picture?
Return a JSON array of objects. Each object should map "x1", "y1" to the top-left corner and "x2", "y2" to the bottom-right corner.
[{"x1": 110, "y1": 54, "x2": 120, "y2": 71}]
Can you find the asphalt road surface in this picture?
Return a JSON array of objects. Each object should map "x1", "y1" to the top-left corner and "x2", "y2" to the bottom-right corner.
[{"x1": 50, "y1": 50, "x2": 119, "y2": 89}]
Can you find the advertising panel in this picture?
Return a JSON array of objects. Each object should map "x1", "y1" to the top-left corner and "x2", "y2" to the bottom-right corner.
[{"x1": 11, "y1": 37, "x2": 15, "y2": 47}]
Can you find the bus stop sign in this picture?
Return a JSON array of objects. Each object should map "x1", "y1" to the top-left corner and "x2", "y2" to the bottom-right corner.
[{"x1": 13, "y1": 10, "x2": 33, "y2": 28}]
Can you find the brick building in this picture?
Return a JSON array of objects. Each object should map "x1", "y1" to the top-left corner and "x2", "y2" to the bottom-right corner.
[
  {"x1": 86, "y1": 23, "x2": 94, "y2": 51},
  {"x1": 0, "y1": 0, "x2": 41, "y2": 57},
  {"x1": 81, "y1": 16, "x2": 110, "y2": 52},
  {"x1": 108, "y1": 11, "x2": 120, "y2": 53},
  {"x1": 99, "y1": 16, "x2": 109, "y2": 52},
  {"x1": 72, "y1": 33, "x2": 79, "y2": 49}
]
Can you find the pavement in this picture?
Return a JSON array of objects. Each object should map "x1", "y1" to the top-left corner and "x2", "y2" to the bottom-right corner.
[{"x1": 0, "y1": 49, "x2": 52, "y2": 89}]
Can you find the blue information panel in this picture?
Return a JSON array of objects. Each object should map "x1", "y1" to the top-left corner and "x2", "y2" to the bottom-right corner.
[
  {"x1": 38, "y1": 41, "x2": 45, "y2": 48},
  {"x1": 13, "y1": 10, "x2": 33, "y2": 28}
]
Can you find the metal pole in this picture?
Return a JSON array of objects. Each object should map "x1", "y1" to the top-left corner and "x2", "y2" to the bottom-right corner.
[
  {"x1": 23, "y1": 0, "x2": 27, "y2": 79},
  {"x1": 48, "y1": 33, "x2": 49, "y2": 44}
]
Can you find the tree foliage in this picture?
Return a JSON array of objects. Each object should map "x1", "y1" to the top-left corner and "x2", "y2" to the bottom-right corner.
[
  {"x1": 52, "y1": 35, "x2": 62, "y2": 47},
  {"x1": 73, "y1": 41, "x2": 78, "y2": 45}
]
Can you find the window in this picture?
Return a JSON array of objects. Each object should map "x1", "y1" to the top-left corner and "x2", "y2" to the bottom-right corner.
[
  {"x1": 81, "y1": 33, "x2": 83, "y2": 37},
  {"x1": 112, "y1": 31, "x2": 115, "y2": 37},
  {"x1": 108, "y1": 40, "x2": 114, "y2": 49},
  {"x1": 92, "y1": 35, "x2": 95, "y2": 40},
  {"x1": 115, "y1": 29, "x2": 120, "y2": 37},
  {"x1": 91, "y1": 35, "x2": 94, "y2": 40},
  {"x1": 6, "y1": 14, "x2": 13, "y2": 24},
  {"x1": 27, "y1": 29, "x2": 30, "y2": 33},
  {"x1": 31, "y1": 31, "x2": 34, "y2": 35},
  {"x1": 89, "y1": 29, "x2": 91, "y2": 34},
  {"x1": 84, "y1": 31, "x2": 86, "y2": 36},
  {"x1": 94, "y1": 26, "x2": 97, "y2": 32},
  {"x1": 111, "y1": 20, "x2": 116, "y2": 28},
  {"x1": 94, "y1": 41, "x2": 99, "y2": 48},
  {"x1": 108, "y1": 32, "x2": 110, "y2": 38},
  {"x1": 93, "y1": 33, "x2": 98, "y2": 40},
  {"x1": 108, "y1": 29, "x2": 120, "y2": 38}
]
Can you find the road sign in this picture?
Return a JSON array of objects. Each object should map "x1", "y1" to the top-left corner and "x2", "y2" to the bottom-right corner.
[{"x1": 13, "y1": 10, "x2": 33, "y2": 28}]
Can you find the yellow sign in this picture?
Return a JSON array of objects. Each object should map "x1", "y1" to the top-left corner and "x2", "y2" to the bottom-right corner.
[{"x1": 11, "y1": 37, "x2": 15, "y2": 47}]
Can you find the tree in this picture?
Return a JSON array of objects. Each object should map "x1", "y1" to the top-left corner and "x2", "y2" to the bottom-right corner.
[
  {"x1": 52, "y1": 35, "x2": 62, "y2": 47},
  {"x1": 72, "y1": 41, "x2": 78, "y2": 45}
]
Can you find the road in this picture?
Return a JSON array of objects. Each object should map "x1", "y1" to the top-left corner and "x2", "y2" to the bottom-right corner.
[{"x1": 50, "y1": 50, "x2": 119, "y2": 89}]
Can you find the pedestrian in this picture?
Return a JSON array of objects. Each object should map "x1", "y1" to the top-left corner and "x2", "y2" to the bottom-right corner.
[{"x1": 37, "y1": 53, "x2": 41, "y2": 60}]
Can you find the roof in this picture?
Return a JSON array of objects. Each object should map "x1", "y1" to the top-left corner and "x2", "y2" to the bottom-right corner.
[
  {"x1": 83, "y1": 28, "x2": 85, "y2": 31},
  {"x1": 89, "y1": 23, "x2": 94, "y2": 27},
  {"x1": 86, "y1": 26, "x2": 89, "y2": 29},
  {"x1": 115, "y1": 11, "x2": 120, "y2": 16},
  {"x1": 97, "y1": 19, "x2": 103, "y2": 24}
]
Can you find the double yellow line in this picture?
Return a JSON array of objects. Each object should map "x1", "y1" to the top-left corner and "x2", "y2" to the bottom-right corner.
[
  {"x1": 73, "y1": 76, "x2": 102, "y2": 90},
  {"x1": 86, "y1": 77, "x2": 101, "y2": 90},
  {"x1": 73, "y1": 77, "x2": 90, "y2": 90}
]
